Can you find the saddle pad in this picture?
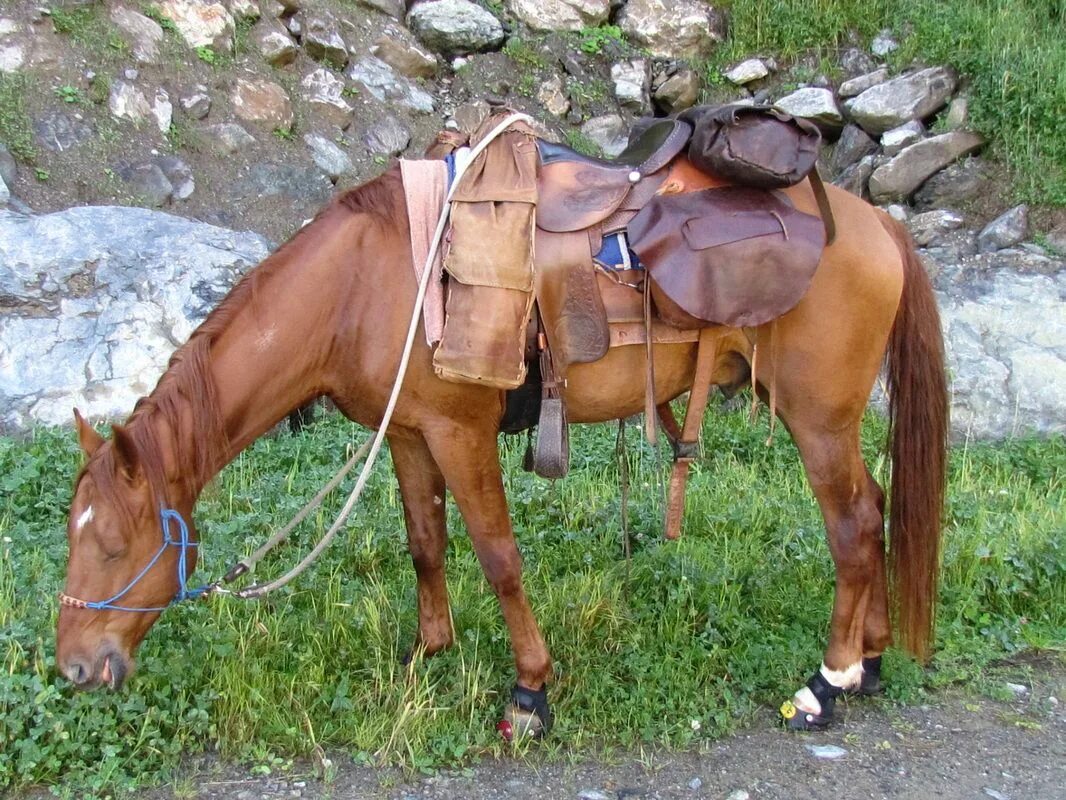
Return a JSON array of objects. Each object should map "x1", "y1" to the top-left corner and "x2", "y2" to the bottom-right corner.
[{"x1": 628, "y1": 186, "x2": 825, "y2": 329}]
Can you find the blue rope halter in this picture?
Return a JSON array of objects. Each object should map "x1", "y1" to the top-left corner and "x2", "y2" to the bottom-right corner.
[{"x1": 58, "y1": 508, "x2": 212, "y2": 613}]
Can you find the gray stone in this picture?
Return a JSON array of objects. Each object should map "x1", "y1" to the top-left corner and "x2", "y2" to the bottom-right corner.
[
  {"x1": 256, "y1": 24, "x2": 298, "y2": 66},
  {"x1": 116, "y1": 162, "x2": 174, "y2": 206},
  {"x1": 725, "y1": 792, "x2": 751, "y2": 800},
  {"x1": 830, "y1": 124, "x2": 877, "y2": 174},
  {"x1": 653, "y1": 68, "x2": 700, "y2": 114},
  {"x1": 944, "y1": 95, "x2": 968, "y2": 130},
  {"x1": 577, "y1": 792, "x2": 611, "y2": 800},
  {"x1": 110, "y1": 5, "x2": 164, "y2": 64},
  {"x1": 837, "y1": 67, "x2": 888, "y2": 99},
  {"x1": 151, "y1": 88, "x2": 173, "y2": 133},
  {"x1": 1046, "y1": 224, "x2": 1066, "y2": 254},
  {"x1": 355, "y1": 0, "x2": 405, "y2": 18},
  {"x1": 839, "y1": 47, "x2": 876, "y2": 77},
  {"x1": 977, "y1": 205, "x2": 1028, "y2": 253},
  {"x1": 302, "y1": 12, "x2": 348, "y2": 68},
  {"x1": 907, "y1": 209, "x2": 965, "y2": 247},
  {"x1": 537, "y1": 75, "x2": 570, "y2": 117},
  {"x1": 914, "y1": 158, "x2": 988, "y2": 208},
  {"x1": 451, "y1": 100, "x2": 491, "y2": 135},
  {"x1": 371, "y1": 32, "x2": 438, "y2": 79},
  {"x1": 774, "y1": 87, "x2": 843, "y2": 133},
  {"x1": 833, "y1": 154, "x2": 876, "y2": 198},
  {"x1": 108, "y1": 79, "x2": 152, "y2": 125},
  {"x1": 179, "y1": 88, "x2": 212, "y2": 119},
  {"x1": 506, "y1": 0, "x2": 609, "y2": 31},
  {"x1": 611, "y1": 58, "x2": 649, "y2": 109},
  {"x1": 238, "y1": 162, "x2": 333, "y2": 204},
  {"x1": 806, "y1": 744, "x2": 847, "y2": 760},
  {"x1": 881, "y1": 119, "x2": 924, "y2": 156},
  {"x1": 581, "y1": 114, "x2": 628, "y2": 158},
  {"x1": 301, "y1": 68, "x2": 353, "y2": 129},
  {"x1": 232, "y1": 78, "x2": 293, "y2": 129},
  {"x1": 285, "y1": 14, "x2": 302, "y2": 37},
  {"x1": 723, "y1": 58, "x2": 768, "y2": 85},
  {"x1": 158, "y1": 0, "x2": 235, "y2": 52},
  {"x1": 0, "y1": 174, "x2": 8, "y2": 206},
  {"x1": 886, "y1": 203, "x2": 909, "y2": 222},
  {"x1": 361, "y1": 116, "x2": 411, "y2": 156},
  {"x1": 34, "y1": 109, "x2": 93, "y2": 152},
  {"x1": 845, "y1": 66, "x2": 958, "y2": 135},
  {"x1": 868, "y1": 131, "x2": 984, "y2": 202},
  {"x1": 155, "y1": 155, "x2": 195, "y2": 200},
  {"x1": 870, "y1": 29, "x2": 898, "y2": 57},
  {"x1": 617, "y1": 0, "x2": 725, "y2": 60},
  {"x1": 346, "y1": 57, "x2": 434, "y2": 113},
  {"x1": 303, "y1": 132, "x2": 354, "y2": 180},
  {"x1": 407, "y1": 0, "x2": 505, "y2": 56},
  {"x1": 687, "y1": 777, "x2": 702, "y2": 791},
  {"x1": 0, "y1": 206, "x2": 271, "y2": 430},
  {"x1": 0, "y1": 143, "x2": 16, "y2": 187},
  {"x1": 226, "y1": 0, "x2": 260, "y2": 21},
  {"x1": 201, "y1": 122, "x2": 256, "y2": 154}
]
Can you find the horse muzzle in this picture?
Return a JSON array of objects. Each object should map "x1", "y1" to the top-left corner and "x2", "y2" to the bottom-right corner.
[{"x1": 59, "y1": 647, "x2": 130, "y2": 691}]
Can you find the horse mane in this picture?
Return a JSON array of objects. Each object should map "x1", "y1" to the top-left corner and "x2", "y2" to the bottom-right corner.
[{"x1": 81, "y1": 165, "x2": 406, "y2": 517}]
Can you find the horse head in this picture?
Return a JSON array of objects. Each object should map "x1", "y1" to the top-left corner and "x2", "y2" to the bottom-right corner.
[{"x1": 56, "y1": 410, "x2": 199, "y2": 691}]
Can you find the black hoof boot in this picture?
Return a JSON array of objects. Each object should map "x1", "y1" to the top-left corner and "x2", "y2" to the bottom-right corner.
[
  {"x1": 851, "y1": 655, "x2": 884, "y2": 697},
  {"x1": 497, "y1": 684, "x2": 552, "y2": 741},
  {"x1": 781, "y1": 670, "x2": 843, "y2": 731}
]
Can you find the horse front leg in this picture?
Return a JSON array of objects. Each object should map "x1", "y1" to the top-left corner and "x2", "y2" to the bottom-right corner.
[
  {"x1": 389, "y1": 432, "x2": 454, "y2": 660},
  {"x1": 423, "y1": 421, "x2": 554, "y2": 739}
]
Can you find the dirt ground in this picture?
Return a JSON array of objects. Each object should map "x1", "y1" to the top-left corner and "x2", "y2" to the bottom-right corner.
[{"x1": 146, "y1": 664, "x2": 1065, "y2": 800}]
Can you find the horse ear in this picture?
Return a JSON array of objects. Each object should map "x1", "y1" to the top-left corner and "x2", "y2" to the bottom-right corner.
[
  {"x1": 110, "y1": 424, "x2": 143, "y2": 483},
  {"x1": 73, "y1": 408, "x2": 104, "y2": 457}
]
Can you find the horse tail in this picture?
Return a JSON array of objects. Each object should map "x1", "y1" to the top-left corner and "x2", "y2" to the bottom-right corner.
[{"x1": 879, "y1": 214, "x2": 949, "y2": 662}]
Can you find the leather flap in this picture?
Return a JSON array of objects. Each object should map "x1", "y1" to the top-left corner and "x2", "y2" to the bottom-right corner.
[{"x1": 681, "y1": 212, "x2": 785, "y2": 250}]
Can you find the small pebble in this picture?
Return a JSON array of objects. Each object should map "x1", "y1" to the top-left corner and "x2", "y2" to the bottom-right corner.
[
  {"x1": 578, "y1": 791, "x2": 611, "y2": 800},
  {"x1": 806, "y1": 744, "x2": 847, "y2": 760},
  {"x1": 124, "y1": 68, "x2": 138, "y2": 80},
  {"x1": 983, "y1": 788, "x2": 1009, "y2": 800},
  {"x1": 1005, "y1": 682, "x2": 1029, "y2": 698},
  {"x1": 725, "y1": 791, "x2": 750, "y2": 800},
  {"x1": 688, "y1": 777, "x2": 702, "y2": 791},
  {"x1": 1049, "y1": 696, "x2": 1059, "y2": 706}
]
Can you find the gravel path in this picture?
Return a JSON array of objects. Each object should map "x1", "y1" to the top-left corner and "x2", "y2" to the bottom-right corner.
[{"x1": 160, "y1": 664, "x2": 1064, "y2": 800}]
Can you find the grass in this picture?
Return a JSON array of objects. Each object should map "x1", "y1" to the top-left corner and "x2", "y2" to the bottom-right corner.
[
  {"x1": 0, "y1": 72, "x2": 37, "y2": 163},
  {"x1": 712, "y1": 0, "x2": 1066, "y2": 206},
  {"x1": 1, "y1": 405, "x2": 1063, "y2": 794}
]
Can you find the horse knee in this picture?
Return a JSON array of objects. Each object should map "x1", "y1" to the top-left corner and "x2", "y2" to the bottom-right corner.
[{"x1": 829, "y1": 503, "x2": 884, "y2": 576}]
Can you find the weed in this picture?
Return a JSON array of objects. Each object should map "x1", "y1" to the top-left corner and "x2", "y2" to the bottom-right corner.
[
  {"x1": 53, "y1": 85, "x2": 83, "y2": 105},
  {"x1": 503, "y1": 36, "x2": 548, "y2": 70},
  {"x1": 577, "y1": 25, "x2": 625, "y2": 55},
  {"x1": 33, "y1": 168, "x2": 49, "y2": 181},
  {"x1": 195, "y1": 45, "x2": 218, "y2": 65},
  {"x1": 563, "y1": 129, "x2": 601, "y2": 156},
  {"x1": 273, "y1": 127, "x2": 295, "y2": 142},
  {"x1": 0, "y1": 72, "x2": 37, "y2": 162}
]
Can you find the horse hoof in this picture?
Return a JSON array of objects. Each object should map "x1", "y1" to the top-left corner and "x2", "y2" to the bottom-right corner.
[
  {"x1": 780, "y1": 699, "x2": 833, "y2": 731},
  {"x1": 848, "y1": 655, "x2": 884, "y2": 697},
  {"x1": 499, "y1": 684, "x2": 552, "y2": 741}
]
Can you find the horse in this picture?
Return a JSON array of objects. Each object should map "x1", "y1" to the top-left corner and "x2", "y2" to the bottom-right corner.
[{"x1": 56, "y1": 152, "x2": 947, "y2": 736}]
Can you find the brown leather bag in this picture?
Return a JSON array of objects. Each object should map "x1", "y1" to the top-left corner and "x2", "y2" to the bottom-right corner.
[
  {"x1": 683, "y1": 104, "x2": 821, "y2": 190},
  {"x1": 627, "y1": 186, "x2": 825, "y2": 329}
]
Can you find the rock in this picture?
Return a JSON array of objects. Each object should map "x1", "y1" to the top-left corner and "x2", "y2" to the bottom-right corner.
[
  {"x1": 830, "y1": 124, "x2": 877, "y2": 174},
  {"x1": 886, "y1": 204, "x2": 909, "y2": 221},
  {"x1": 1046, "y1": 225, "x2": 1066, "y2": 254},
  {"x1": 0, "y1": 206, "x2": 271, "y2": 430},
  {"x1": 285, "y1": 14, "x2": 302, "y2": 37},
  {"x1": 845, "y1": 66, "x2": 958, "y2": 135},
  {"x1": 616, "y1": 0, "x2": 725, "y2": 60},
  {"x1": 881, "y1": 119, "x2": 924, "y2": 156},
  {"x1": 868, "y1": 131, "x2": 984, "y2": 201},
  {"x1": 302, "y1": 12, "x2": 348, "y2": 68},
  {"x1": 34, "y1": 109, "x2": 93, "y2": 152},
  {"x1": 505, "y1": 0, "x2": 610, "y2": 32},
  {"x1": 725, "y1": 792, "x2": 750, "y2": 800},
  {"x1": 232, "y1": 78, "x2": 293, "y2": 129},
  {"x1": 577, "y1": 791, "x2": 611, "y2": 800},
  {"x1": 806, "y1": 744, "x2": 847, "y2": 760},
  {"x1": 371, "y1": 32, "x2": 437, "y2": 78},
  {"x1": 1004, "y1": 682, "x2": 1029, "y2": 698},
  {"x1": 407, "y1": 0, "x2": 505, "y2": 56},
  {"x1": 914, "y1": 158, "x2": 988, "y2": 208},
  {"x1": 837, "y1": 67, "x2": 888, "y2": 99},
  {"x1": 226, "y1": 0, "x2": 260, "y2": 21},
  {"x1": 653, "y1": 68, "x2": 700, "y2": 113},
  {"x1": 687, "y1": 777, "x2": 702, "y2": 791},
  {"x1": 982, "y1": 790, "x2": 1009, "y2": 800},
  {"x1": 179, "y1": 88, "x2": 212, "y2": 119},
  {"x1": 156, "y1": 155, "x2": 195, "y2": 200},
  {"x1": 116, "y1": 162, "x2": 174, "y2": 206},
  {"x1": 237, "y1": 162, "x2": 333, "y2": 204},
  {"x1": 0, "y1": 41, "x2": 25, "y2": 73},
  {"x1": 300, "y1": 68, "x2": 353, "y2": 129},
  {"x1": 723, "y1": 58, "x2": 768, "y2": 85},
  {"x1": 774, "y1": 87, "x2": 843, "y2": 133},
  {"x1": 581, "y1": 114, "x2": 628, "y2": 158},
  {"x1": 346, "y1": 57, "x2": 434, "y2": 113},
  {"x1": 355, "y1": 0, "x2": 404, "y2": 18},
  {"x1": 201, "y1": 122, "x2": 256, "y2": 154},
  {"x1": 871, "y1": 29, "x2": 898, "y2": 56},
  {"x1": 0, "y1": 174, "x2": 9, "y2": 206},
  {"x1": 537, "y1": 75, "x2": 570, "y2": 117},
  {"x1": 256, "y1": 24, "x2": 298, "y2": 66},
  {"x1": 451, "y1": 100, "x2": 491, "y2": 135},
  {"x1": 0, "y1": 143, "x2": 15, "y2": 186},
  {"x1": 833, "y1": 154, "x2": 876, "y2": 198},
  {"x1": 944, "y1": 95, "x2": 968, "y2": 130},
  {"x1": 303, "y1": 132, "x2": 354, "y2": 180},
  {"x1": 361, "y1": 116, "x2": 410, "y2": 156},
  {"x1": 158, "y1": 0, "x2": 235, "y2": 52},
  {"x1": 977, "y1": 205, "x2": 1028, "y2": 253},
  {"x1": 110, "y1": 6, "x2": 164, "y2": 64},
  {"x1": 151, "y1": 88, "x2": 173, "y2": 133},
  {"x1": 907, "y1": 209, "x2": 965, "y2": 246},
  {"x1": 108, "y1": 80, "x2": 151, "y2": 126},
  {"x1": 611, "y1": 59, "x2": 648, "y2": 109}
]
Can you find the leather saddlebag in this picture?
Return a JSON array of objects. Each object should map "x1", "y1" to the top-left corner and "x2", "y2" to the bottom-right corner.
[
  {"x1": 627, "y1": 186, "x2": 825, "y2": 329},
  {"x1": 683, "y1": 104, "x2": 821, "y2": 189}
]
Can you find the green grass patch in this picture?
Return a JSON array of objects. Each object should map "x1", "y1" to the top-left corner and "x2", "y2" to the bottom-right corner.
[
  {"x1": 1, "y1": 408, "x2": 1063, "y2": 793},
  {"x1": 0, "y1": 72, "x2": 37, "y2": 163},
  {"x1": 713, "y1": 0, "x2": 1066, "y2": 205}
]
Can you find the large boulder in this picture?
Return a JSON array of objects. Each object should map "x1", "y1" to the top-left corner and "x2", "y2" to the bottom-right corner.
[
  {"x1": 0, "y1": 206, "x2": 271, "y2": 430},
  {"x1": 616, "y1": 0, "x2": 726, "y2": 60},
  {"x1": 110, "y1": 5, "x2": 164, "y2": 64},
  {"x1": 845, "y1": 66, "x2": 957, "y2": 135},
  {"x1": 407, "y1": 0, "x2": 505, "y2": 56},
  {"x1": 505, "y1": 0, "x2": 609, "y2": 31},
  {"x1": 868, "y1": 130, "x2": 984, "y2": 202},
  {"x1": 158, "y1": 0, "x2": 235, "y2": 52}
]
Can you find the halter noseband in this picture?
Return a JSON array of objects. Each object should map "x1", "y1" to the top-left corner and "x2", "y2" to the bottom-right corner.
[{"x1": 58, "y1": 508, "x2": 211, "y2": 613}]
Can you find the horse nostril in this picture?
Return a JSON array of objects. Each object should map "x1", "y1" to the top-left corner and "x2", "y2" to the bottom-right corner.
[{"x1": 63, "y1": 658, "x2": 92, "y2": 687}]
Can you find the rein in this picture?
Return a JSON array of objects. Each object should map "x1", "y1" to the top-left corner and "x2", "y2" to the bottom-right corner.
[{"x1": 62, "y1": 113, "x2": 533, "y2": 614}]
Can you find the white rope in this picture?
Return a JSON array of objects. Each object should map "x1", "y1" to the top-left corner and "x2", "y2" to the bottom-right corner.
[{"x1": 229, "y1": 113, "x2": 534, "y2": 599}]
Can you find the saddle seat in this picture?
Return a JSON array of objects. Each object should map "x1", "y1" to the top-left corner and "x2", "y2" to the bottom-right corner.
[{"x1": 536, "y1": 119, "x2": 693, "y2": 233}]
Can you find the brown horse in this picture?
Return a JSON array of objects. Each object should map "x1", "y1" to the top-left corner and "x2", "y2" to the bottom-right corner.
[{"x1": 56, "y1": 161, "x2": 947, "y2": 734}]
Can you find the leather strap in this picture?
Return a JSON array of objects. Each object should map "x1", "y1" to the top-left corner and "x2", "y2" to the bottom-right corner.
[
  {"x1": 808, "y1": 169, "x2": 836, "y2": 245},
  {"x1": 663, "y1": 328, "x2": 718, "y2": 539},
  {"x1": 643, "y1": 283, "x2": 657, "y2": 445}
]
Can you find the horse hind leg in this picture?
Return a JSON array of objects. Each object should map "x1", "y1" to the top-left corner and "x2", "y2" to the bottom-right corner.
[{"x1": 389, "y1": 433, "x2": 454, "y2": 660}]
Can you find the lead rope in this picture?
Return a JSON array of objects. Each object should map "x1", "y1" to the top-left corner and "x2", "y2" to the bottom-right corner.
[{"x1": 217, "y1": 113, "x2": 535, "y2": 600}]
